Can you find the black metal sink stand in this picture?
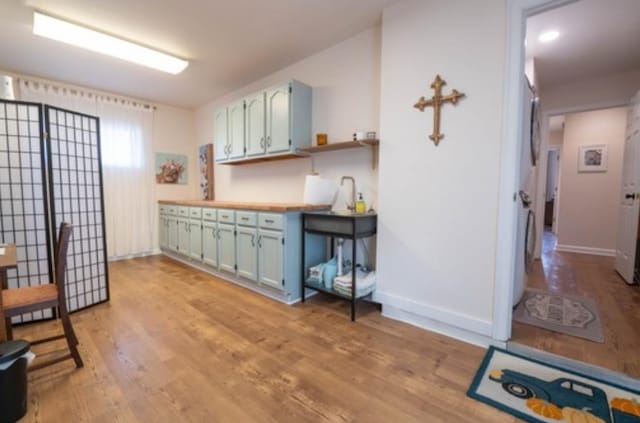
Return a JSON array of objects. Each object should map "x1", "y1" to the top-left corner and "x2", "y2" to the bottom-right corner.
[{"x1": 300, "y1": 212, "x2": 377, "y2": 321}]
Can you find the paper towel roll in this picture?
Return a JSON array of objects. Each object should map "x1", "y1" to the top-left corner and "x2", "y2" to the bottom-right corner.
[
  {"x1": 303, "y1": 175, "x2": 337, "y2": 205},
  {"x1": 0, "y1": 76, "x2": 15, "y2": 100}
]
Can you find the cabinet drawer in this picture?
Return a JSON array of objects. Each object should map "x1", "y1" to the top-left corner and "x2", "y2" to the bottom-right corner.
[
  {"x1": 259, "y1": 213, "x2": 283, "y2": 230},
  {"x1": 166, "y1": 205, "x2": 178, "y2": 215},
  {"x1": 218, "y1": 210, "x2": 235, "y2": 224},
  {"x1": 159, "y1": 205, "x2": 168, "y2": 214},
  {"x1": 189, "y1": 207, "x2": 202, "y2": 219},
  {"x1": 177, "y1": 207, "x2": 189, "y2": 217},
  {"x1": 202, "y1": 208, "x2": 217, "y2": 222},
  {"x1": 236, "y1": 211, "x2": 257, "y2": 226}
]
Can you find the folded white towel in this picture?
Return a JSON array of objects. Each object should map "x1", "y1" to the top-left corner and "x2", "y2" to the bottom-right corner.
[{"x1": 335, "y1": 270, "x2": 375, "y2": 284}]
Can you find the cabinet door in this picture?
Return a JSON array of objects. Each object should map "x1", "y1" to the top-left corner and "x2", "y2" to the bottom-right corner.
[
  {"x1": 177, "y1": 218, "x2": 190, "y2": 256},
  {"x1": 159, "y1": 215, "x2": 168, "y2": 249},
  {"x1": 218, "y1": 223, "x2": 236, "y2": 274},
  {"x1": 228, "y1": 100, "x2": 245, "y2": 160},
  {"x1": 202, "y1": 221, "x2": 218, "y2": 268},
  {"x1": 236, "y1": 226, "x2": 258, "y2": 282},
  {"x1": 245, "y1": 92, "x2": 266, "y2": 157},
  {"x1": 258, "y1": 229, "x2": 284, "y2": 290},
  {"x1": 214, "y1": 108, "x2": 228, "y2": 162},
  {"x1": 189, "y1": 220, "x2": 202, "y2": 262},
  {"x1": 266, "y1": 84, "x2": 290, "y2": 154},
  {"x1": 168, "y1": 217, "x2": 179, "y2": 253}
]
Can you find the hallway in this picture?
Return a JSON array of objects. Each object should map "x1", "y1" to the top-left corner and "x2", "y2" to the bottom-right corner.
[{"x1": 511, "y1": 230, "x2": 640, "y2": 377}]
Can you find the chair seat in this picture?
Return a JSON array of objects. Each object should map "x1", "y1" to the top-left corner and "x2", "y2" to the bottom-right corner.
[{"x1": 2, "y1": 284, "x2": 58, "y2": 315}]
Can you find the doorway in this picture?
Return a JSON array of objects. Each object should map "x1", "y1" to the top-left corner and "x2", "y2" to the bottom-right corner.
[
  {"x1": 496, "y1": 0, "x2": 640, "y2": 377},
  {"x1": 544, "y1": 145, "x2": 560, "y2": 232},
  {"x1": 511, "y1": 105, "x2": 640, "y2": 377}
]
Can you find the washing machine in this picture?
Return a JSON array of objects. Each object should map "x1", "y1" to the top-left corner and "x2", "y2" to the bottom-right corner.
[{"x1": 513, "y1": 77, "x2": 538, "y2": 307}]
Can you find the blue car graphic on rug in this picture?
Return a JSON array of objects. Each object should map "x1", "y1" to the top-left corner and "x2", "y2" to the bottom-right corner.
[{"x1": 489, "y1": 368, "x2": 640, "y2": 422}]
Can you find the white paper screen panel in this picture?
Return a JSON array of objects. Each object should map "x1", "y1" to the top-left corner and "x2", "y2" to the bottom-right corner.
[
  {"x1": 46, "y1": 106, "x2": 109, "y2": 313},
  {"x1": 0, "y1": 101, "x2": 53, "y2": 323}
]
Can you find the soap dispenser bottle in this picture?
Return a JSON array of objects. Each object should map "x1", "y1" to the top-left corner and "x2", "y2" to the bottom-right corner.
[{"x1": 356, "y1": 193, "x2": 366, "y2": 214}]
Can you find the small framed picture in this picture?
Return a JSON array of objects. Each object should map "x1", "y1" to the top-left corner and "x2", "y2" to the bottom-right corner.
[{"x1": 578, "y1": 144, "x2": 608, "y2": 173}]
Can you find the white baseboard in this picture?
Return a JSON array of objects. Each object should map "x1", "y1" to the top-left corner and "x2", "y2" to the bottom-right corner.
[
  {"x1": 555, "y1": 244, "x2": 615, "y2": 257},
  {"x1": 108, "y1": 249, "x2": 161, "y2": 262},
  {"x1": 374, "y1": 290, "x2": 494, "y2": 347},
  {"x1": 381, "y1": 304, "x2": 496, "y2": 348}
]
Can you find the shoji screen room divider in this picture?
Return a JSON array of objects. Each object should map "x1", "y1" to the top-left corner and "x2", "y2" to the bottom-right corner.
[{"x1": 0, "y1": 99, "x2": 109, "y2": 323}]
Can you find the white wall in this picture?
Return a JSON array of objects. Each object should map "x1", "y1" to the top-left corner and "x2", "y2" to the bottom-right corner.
[
  {"x1": 540, "y1": 70, "x2": 640, "y2": 112},
  {"x1": 375, "y1": 0, "x2": 507, "y2": 340},
  {"x1": 556, "y1": 107, "x2": 627, "y2": 254},
  {"x1": 195, "y1": 27, "x2": 382, "y2": 209},
  {"x1": 153, "y1": 104, "x2": 199, "y2": 202}
]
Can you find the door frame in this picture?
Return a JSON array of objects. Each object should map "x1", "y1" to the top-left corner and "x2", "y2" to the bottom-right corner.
[
  {"x1": 493, "y1": 0, "x2": 580, "y2": 342},
  {"x1": 546, "y1": 144, "x2": 561, "y2": 234}
]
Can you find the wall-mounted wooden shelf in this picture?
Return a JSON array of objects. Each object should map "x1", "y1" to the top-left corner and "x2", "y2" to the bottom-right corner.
[
  {"x1": 297, "y1": 139, "x2": 379, "y2": 169},
  {"x1": 297, "y1": 139, "x2": 379, "y2": 153},
  {"x1": 220, "y1": 139, "x2": 380, "y2": 168}
]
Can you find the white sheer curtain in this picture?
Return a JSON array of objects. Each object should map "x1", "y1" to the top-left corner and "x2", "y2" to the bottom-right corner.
[
  {"x1": 17, "y1": 78, "x2": 157, "y2": 259},
  {"x1": 97, "y1": 97, "x2": 156, "y2": 259},
  {"x1": 17, "y1": 79, "x2": 96, "y2": 115}
]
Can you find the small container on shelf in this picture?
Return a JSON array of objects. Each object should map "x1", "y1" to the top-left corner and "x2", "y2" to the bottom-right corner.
[{"x1": 316, "y1": 133, "x2": 328, "y2": 146}]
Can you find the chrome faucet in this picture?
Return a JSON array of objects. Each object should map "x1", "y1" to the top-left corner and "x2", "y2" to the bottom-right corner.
[{"x1": 341, "y1": 176, "x2": 356, "y2": 211}]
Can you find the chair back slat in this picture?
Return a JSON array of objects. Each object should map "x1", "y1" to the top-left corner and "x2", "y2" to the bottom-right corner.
[{"x1": 54, "y1": 223, "x2": 73, "y2": 306}]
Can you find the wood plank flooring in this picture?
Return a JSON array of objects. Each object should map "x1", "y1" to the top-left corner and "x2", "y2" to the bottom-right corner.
[
  {"x1": 512, "y1": 230, "x2": 640, "y2": 377},
  {"x1": 14, "y1": 255, "x2": 514, "y2": 422}
]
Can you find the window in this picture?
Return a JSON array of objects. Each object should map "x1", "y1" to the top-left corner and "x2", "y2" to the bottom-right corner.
[{"x1": 100, "y1": 124, "x2": 144, "y2": 168}]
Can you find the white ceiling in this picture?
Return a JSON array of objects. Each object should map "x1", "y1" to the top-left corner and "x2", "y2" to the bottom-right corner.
[
  {"x1": 549, "y1": 115, "x2": 565, "y2": 131},
  {"x1": 526, "y1": 0, "x2": 640, "y2": 89},
  {"x1": 0, "y1": 0, "x2": 395, "y2": 108}
]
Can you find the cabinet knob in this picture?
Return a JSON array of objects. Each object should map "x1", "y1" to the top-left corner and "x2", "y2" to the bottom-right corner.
[
  {"x1": 267, "y1": 136, "x2": 271, "y2": 147},
  {"x1": 251, "y1": 234, "x2": 255, "y2": 247},
  {"x1": 258, "y1": 235, "x2": 263, "y2": 248}
]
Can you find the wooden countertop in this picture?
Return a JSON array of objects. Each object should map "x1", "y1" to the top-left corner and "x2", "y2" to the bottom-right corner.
[{"x1": 158, "y1": 200, "x2": 332, "y2": 212}]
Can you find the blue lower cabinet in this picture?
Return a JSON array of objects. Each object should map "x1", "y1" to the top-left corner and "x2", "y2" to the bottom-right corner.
[
  {"x1": 258, "y1": 229, "x2": 284, "y2": 290},
  {"x1": 236, "y1": 225, "x2": 258, "y2": 282},
  {"x1": 202, "y1": 221, "x2": 218, "y2": 268},
  {"x1": 177, "y1": 218, "x2": 189, "y2": 256},
  {"x1": 218, "y1": 223, "x2": 236, "y2": 274},
  {"x1": 189, "y1": 220, "x2": 202, "y2": 262},
  {"x1": 159, "y1": 205, "x2": 326, "y2": 302}
]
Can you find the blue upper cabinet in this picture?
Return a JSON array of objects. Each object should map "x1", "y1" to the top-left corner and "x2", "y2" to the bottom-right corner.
[
  {"x1": 214, "y1": 107, "x2": 228, "y2": 162},
  {"x1": 266, "y1": 84, "x2": 290, "y2": 154},
  {"x1": 213, "y1": 80, "x2": 312, "y2": 164},
  {"x1": 245, "y1": 92, "x2": 266, "y2": 157},
  {"x1": 227, "y1": 100, "x2": 246, "y2": 160}
]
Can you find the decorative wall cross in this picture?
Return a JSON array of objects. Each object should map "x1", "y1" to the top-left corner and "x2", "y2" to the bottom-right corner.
[{"x1": 414, "y1": 75, "x2": 465, "y2": 146}]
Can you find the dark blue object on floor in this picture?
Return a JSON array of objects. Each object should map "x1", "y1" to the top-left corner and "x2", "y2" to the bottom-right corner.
[{"x1": 0, "y1": 340, "x2": 30, "y2": 423}]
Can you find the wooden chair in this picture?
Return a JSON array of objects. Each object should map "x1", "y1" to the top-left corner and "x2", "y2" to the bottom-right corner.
[{"x1": 2, "y1": 223, "x2": 83, "y2": 371}]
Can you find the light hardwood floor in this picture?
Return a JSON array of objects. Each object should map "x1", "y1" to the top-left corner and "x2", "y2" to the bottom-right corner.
[
  {"x1": 15, "y1": 255, "x2": 514, "y2": 422},
  {"x1": 512, "y1": 230, "x2": 640, "y2": 377}
]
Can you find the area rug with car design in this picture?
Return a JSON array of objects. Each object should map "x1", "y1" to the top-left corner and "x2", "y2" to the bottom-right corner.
[{"x1": 467, "y1": 346, "x2": 640, "y2": 423}]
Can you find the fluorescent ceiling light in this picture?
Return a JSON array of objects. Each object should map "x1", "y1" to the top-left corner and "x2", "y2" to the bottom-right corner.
[
  {"x1": 538, "y1": 30, "x2": 560, "y2": 43},
  {"x1": 33, "y1": 11, "x2": 188, "y2": 74}
]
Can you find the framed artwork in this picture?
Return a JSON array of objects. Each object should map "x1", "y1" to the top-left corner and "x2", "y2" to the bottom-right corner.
[
  {"x1": 155, "y1": 153, "x2": 188, "y2": 184},
  {"x1": 578, "y1": 144, "x2": 608, "y2": 173},
  {"x1": 199, "y1": 144, "x2": 214, "y2": 199}
]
